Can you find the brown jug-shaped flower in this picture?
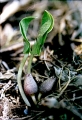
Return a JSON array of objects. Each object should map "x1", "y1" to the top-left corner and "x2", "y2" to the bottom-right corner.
[
  {"x1": 38, "y1": 77, "x2": 56, "y2": 100},
  {"x1": 24, "y1": 74, "x2": 38, "y2": 104}
]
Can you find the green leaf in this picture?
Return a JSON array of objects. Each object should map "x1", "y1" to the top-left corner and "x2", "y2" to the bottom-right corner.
[
  {"x1": 31, "y1": 10, "x2": 54, "y2": 55},
  {"x1": 19, "y1": 17, "x2": 35, "y2": 53},
  {"x1": 47, "y1": 12, "x2": 54, "y2": 33},
  {"x1": 38, "y1": 11, "x2": 51, "y2": 36}
]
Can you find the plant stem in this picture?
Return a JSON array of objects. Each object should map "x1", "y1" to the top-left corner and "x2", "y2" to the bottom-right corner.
[
  {"x1": 27, "y1": 54, "x2": 34, "y2": 74},
  {"x1": 17, "y1": 54, "x2": 31, "y2": 107}
]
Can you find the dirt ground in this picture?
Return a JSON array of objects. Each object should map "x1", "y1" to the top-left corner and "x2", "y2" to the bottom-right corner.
[{"x1": 0, "y1": 0, "x2": 82, "y2": 120}]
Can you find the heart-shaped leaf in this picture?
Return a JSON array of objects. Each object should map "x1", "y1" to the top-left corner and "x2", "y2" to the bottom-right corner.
[
  {"x1": 31, "y1": 10, "x2": 54, "y2": 55},
  {"x1": 19, "y1": 17, "x2": 35, "y2": 53}
]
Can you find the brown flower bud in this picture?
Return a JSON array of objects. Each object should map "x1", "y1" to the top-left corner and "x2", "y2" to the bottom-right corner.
[
  {"x1": 39, "y1": 77, "x2": 56, "y2": 93},
  {"x1": 38, "y1": 77, "x2": 56, "y2": 100},
  {"x1": 24, "y1": 74, "x2": 38, "y2": 104}
]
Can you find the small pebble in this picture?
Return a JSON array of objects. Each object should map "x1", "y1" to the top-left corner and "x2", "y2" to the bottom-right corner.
[{"x1": 24, "y1": 108, "x2": 28, "y2": 115}]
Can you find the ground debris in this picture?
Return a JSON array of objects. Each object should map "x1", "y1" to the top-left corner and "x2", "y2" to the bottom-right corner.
[{"x1": 1, "y1": 0, "x2": 82, "y2": 120}]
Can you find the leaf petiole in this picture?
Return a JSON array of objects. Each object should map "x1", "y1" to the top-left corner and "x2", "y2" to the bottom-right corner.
[{"x1": 17, "y1": 54, "x2": 31, "y2": 106}]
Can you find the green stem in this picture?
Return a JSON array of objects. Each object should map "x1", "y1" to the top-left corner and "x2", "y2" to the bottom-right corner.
[
  {"x1": 17, "y1": 54, "x2": 31, "y2": 107},
  {"x1": 27, "y1": 54, "x2": 34, "y2": 74}
]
